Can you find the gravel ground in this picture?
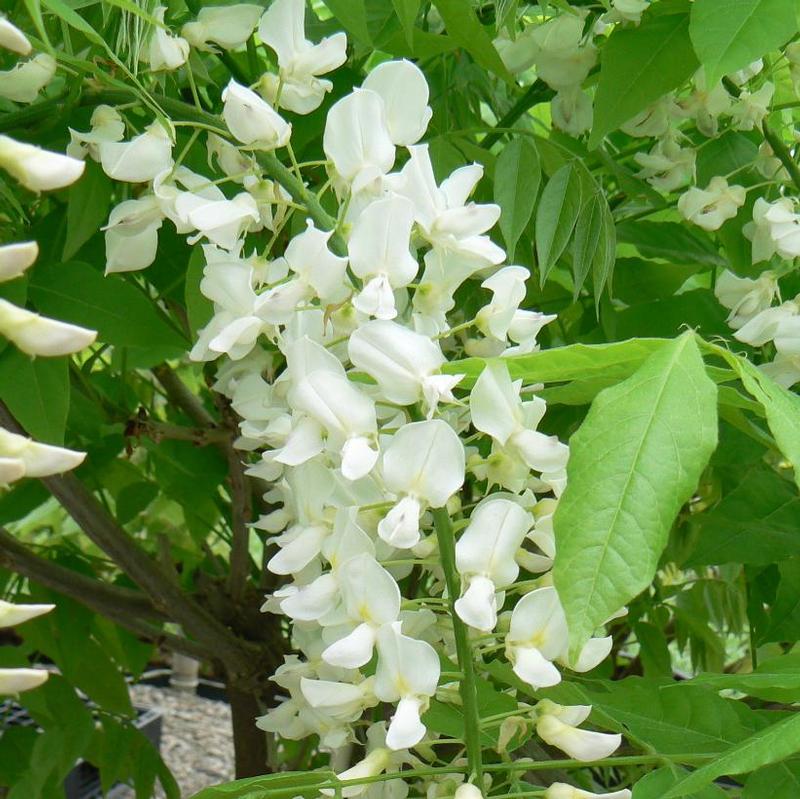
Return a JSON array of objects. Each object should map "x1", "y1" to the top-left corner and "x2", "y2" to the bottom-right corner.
[{"x1": 115, "y1": 683, "x2": 235, "y2": 799}]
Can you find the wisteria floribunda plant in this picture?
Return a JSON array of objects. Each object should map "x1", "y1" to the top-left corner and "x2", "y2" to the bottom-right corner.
[{"x1": 6, "y1": 0, "x2": 800, "y2": 797}]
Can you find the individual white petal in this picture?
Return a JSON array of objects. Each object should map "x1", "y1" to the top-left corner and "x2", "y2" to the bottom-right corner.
[
  {"x1": 455, "y1": 574, "x2": 498, "y2": 632},
  {"x1": 348, "y1": 320, "x2": 446, "y2": 405},
  {"x1": 103, "y1": 197, "x2": 163, "y2": 273},
  {"x1": 0, "y1": 457, "x2": 25, "y2": 485},
  {"x1": 0, "y1": 429, "x2": 85, "y2": 477},
  {"x1": 323, "y1": 89, "x2": 395, "y2": 191},
  {"x1": 512, "y1": 645, "x2": 562, "y2": 689},
  {"x1": 147, "y1": 7, "x2": 189, "y2": 71},
  {"x1": 283, "y1": 221, "x2": 349, "y2": 304},
  {"x1": 99, "y1": 124, "x2": 173, "y2": 183},
  {"x1": 469, "y1": 361, "x2": 522, "y2": 444},
  {"x1": 381, "y1": 419, "x2": 464, "y2": 507},
  {"x1": 267, "y1": 524, "x2": 327, "y2": 575},
  {"x1": 208, "y1": 315, "x2": 264, "y2": 360},
  {"x1": 545, "y1": 782, "x2": 631, "y2": 799},
  {"x1": 0, "y1": 668, "x2": 48, "y2": 694},
  {"x1": 362, "y1": 60, "x2": 432, "y2": 145},
  {"x1": 0, "y1": 600, "x2": 54, "y2": 628},
  {"x1": 512, "y1": 429, "x2": 570, "y2": 473},
  {"x1": 0, "y1": 299, "x2": 97, "y2": 356},
  {"x1": 274, "y1": 416, "x2": 325, "y2": 466},
  {"x1": 182, "y1": 4, "x2": 263, "y2": 52},
  {"x1": 0, "y1": 53, "x2": 55, "y2": 104},
  {"x1": 569, "y1": 636, "x2": 613, "y2": 673},
  {"x1": 508, "y1": 587, "x2": 569, "y2": 661},
  {"x1": 0, "y1": 135, "x2": 85, "y2": 192},
  {"x1": 378, "y1": 495, "x2": 422, "y2": 549},
  {"x1": 0, "y1": 17, "x2": 32, "y2": 54},
  {"x1": 385, "y1": 695, "x2": 426, "y2": 750},
  {"x1": 279, "y1": 573, "x2": 338, "y2": 621},
  {"x1": 340, "y1": 435, "x2": 379, "y2": 481},
  {"x1": 374, "y1": 620, "x2": 440, "y2": 700},
  {"x1": 338, "y1": 553, "x2": 401, "y2": 625},
  {"x1": 322, "y1": 621, "x2": 377, "y2": 668},
  {"x1": 536, "y1": 715, "x2": 621, "y2": 761},
  {"x1": 0, "y1": 241, "x2": 37, "y2": 282},
  {"x1": 353, "y1": 276, "x2": 397, "y2": 320},
  {"x1": 348, "y1": 195, "x2": 418, "y2": 286},
  {"x1": 222, "y1": 80, "x2": 291, "y2": 150}
]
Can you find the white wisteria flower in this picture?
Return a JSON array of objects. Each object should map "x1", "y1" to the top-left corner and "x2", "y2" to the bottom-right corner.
[
  {"x1": 0, "y1": 135, "x2": 85, "y2": 192},
  {"x1": 222, "y1": 80, "x2": 292, "y2": 150},
  {"x1": 182, "y1": 4, "x2": 263, "y2": 52}
]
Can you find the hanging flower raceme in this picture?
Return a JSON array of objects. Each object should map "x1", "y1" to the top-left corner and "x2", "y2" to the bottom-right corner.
[{"x1": 73, "y1": 22, "x2": 628, "y2": 795}]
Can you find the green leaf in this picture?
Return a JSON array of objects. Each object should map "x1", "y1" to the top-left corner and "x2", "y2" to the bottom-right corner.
[
  {"x1": 444, "y1": 338, "x2": 669, "y2": 386},
  {"x1": 494, "y1": 137, "x2": 540, "y2": 261},
  {"x1": 663, "y1": 713, "x2": 800, "y2": 798},
  {"x1": 190, "y1": 771, "x2": 336, "y2": 799},
  {"x1": 592, "y1": 192, "x2": 616, "y2": 306},
  {"x1": 433, "y1": 0, "x2": 512, "y2": 81},
  {"x1": 690, "y1": 0, "x2": 798, "y2": 87},
  {"x1": 616, "y1": 220, "x2": 725, "y2": 267},
  {"x1": 759, "y1": 559, "x2": 800, "y2": 645},
  {"x1": 726, "y1": 355, "x2": 800, "y2": 489},
  {"x1": 390, "y1": 0, "x2": 420, "y2": 47},
  {"x1": 687, "y1": 468, "x2": 800, "y2": 566},
  {"x1": 744, "y1": 762, "x2": 800, "y2": 799},
  {"x1": 553, "y1": 333, "x2": 718, "y2": 657},
  {"x1": 590, "y1": 1, "x2": 699, "y2": 148},
  {"x1": 634, "y1": 767, "x2": 727, "y2": 799},
  {"x1": 691, "y1": 653, "x2": 800, "y2": 700},
  {"x1": 612, "y1": 258, "x2": 702, "y2": 304},
  {"x1": 322, "y1": 0, "x2": 371, "y2": 45},
  {"x1": 0, "y1": 348, "x2": 69, "y2": 444},
  {"x1": 535, "y1": 162, "x2": 582, "y2": 284},
  {"x1": 185, "y1": 246, "x2": 213, "y2": 337},
  {"x1": 63, "y1": 161, "x2": 112, "y2": 260},
  {"x1": 29, "y1": 261, "x2": 187, "y2": 368},
  {"x1": 572, "y1": 192, "x2": 604, "y2": 298}
]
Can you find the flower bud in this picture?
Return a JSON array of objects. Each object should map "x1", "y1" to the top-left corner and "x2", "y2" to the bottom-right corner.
[
  {"x1": 0, "y1": 241, "x2": 38, "y2": 282},
  {"x1": 147, "y1": 7, "x2": 189, "y2": 71},
  {"x1": 0, "y1": 668, "x2": 49, "y2": 694},
  {"x1": 0, "y1": 135, "x2": 85, "y2": 192},
  {"x1": 222, "y1": 80, "x2": 291, "y2": 150},
  {"x1": 0, "y1": 16, "x2": 31, "y2": 54},
  {"x1": 0, "y1": 298, "x2": 97, "y2": 356},
  {"x1": 0, "y1": 600, "x2": 54, "y2": 628}
]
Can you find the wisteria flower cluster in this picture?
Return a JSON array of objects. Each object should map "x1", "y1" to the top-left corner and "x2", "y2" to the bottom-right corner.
[{"x1": 44, "y1": 2, "x2": 628, "y2": 796}]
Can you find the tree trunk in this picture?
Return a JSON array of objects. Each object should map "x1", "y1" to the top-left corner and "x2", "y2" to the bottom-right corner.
[{"x1": 228, "y1": 685, "x2": 269, "y2": 778}]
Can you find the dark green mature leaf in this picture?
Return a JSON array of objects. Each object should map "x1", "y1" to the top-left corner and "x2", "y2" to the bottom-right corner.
[
  {"x1": 616, "y1": 220, "x2": 725, "y2": 267},
  {"x1": 572, "y1": 193, "x2": 604, "y2": 297},
  {"x1": 690, "y1": 0, "x2": 798, "y2": 87},
  {"x1": 0, "y1": 348, "x2": 69, "y2": 444},
  {"x1": 691, "y1": 653, "x2": 800, "y2": 700},
  {"x1": 63, "y1": 161, "x2": 112, "y2": 260},
  {"x1": 434, "y1": 0, "x2": 512, "y2": 81},
  {"x1": 444, "y1": 338, "x2": 669, "y2": 385},
  {"x1": 539, "y1": 676, "x2": 764, "y2": 755},
  {"x1": 553, "y1": 333, "x2": 718, "y2": 656},
  {"x1": 29, "y1": 261, "x2": 187, "y2": 368},
  {"x1": 390, "y1": 0, "x2": 420, "y2": 46},
  {"x1": 321, "y1": 0, "x2": 371, "y2": 45},
  {"x1": 494, "y1": 137, "x2": 540, "y2": 261},
  {"x1": 613, "y1": 258, "x2": 701, "y2": 304},
  {"x1": 535, "y1": 162, "x2": 582, "y2": 284},
  {"x1": 190, "y1": 771, "x2": 336, "y2": 799},
  {"x1": 592, "y1": 192, "x2": 616, "y2": 306},
  {"x1": 687, "y1": 468, "x2": 800, "y2": 566},
  {"x1": 759, "y1": 559, "x2": 800, "y2": 645},
  {"x1": 664, "y1": 713, "x2": 800, "y2": 797},
  {"x1": 590, "y1": 1, "x2": 699, "y2": 148},
  {"x1": 696, "y1": 130, "x2": 760, "y2": 187}
]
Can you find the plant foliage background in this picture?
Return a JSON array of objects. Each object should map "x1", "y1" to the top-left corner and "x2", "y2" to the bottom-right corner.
[{"x1": 0, "y1": 0, "x2": 800, "y2": 798}]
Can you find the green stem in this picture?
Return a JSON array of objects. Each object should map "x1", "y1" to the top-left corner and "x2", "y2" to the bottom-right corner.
[
  {"x1": 761, "y1": 121, "x2": 800, "y2": 194},
  {"x1": 432, "y1": 507, "x2": 484, "y2": 783}
]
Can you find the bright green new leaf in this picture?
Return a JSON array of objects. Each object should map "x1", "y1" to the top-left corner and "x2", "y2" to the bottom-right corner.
[
  {"x1": 590, "y1": 1, "x2": 699, "y2": 148},
  {"x1": 494, "y1": 137, "x2": 540, "y2": 261},
  {"x1": 535, "y1": 162, "x2": 582, "y2": 284},
  {"x1": 553, "y1": 333, "x2": 718, "y2": 657},
  {"x1": 190, "y1": 771, "x2": 337, "y2": 799},
  {"x1": 444, "y1": 338, "x2": 669, "y2": 385},
  {"x1": 690, "y1": 0, "x2": 798, "y2": 88},
  {"x1": 744, "y1": 762, "x2": 800, "y2": 799},
  {"x1": 664, "y1": 713, "x2": 800, "y2": 797}
]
